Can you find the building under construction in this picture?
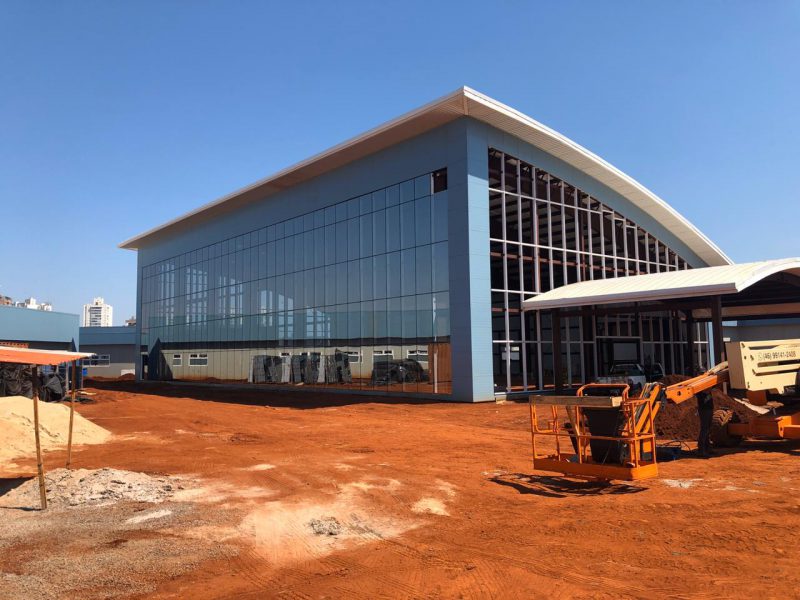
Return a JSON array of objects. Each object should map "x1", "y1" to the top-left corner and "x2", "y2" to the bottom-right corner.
[{"x1": 120, "y1": 87, "x2": 759, "y2": 402}]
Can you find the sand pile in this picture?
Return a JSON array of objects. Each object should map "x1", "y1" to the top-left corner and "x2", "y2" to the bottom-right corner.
[
  {"x1": 0, "y1": 468, "x2": 182, "y2": 508},
  {"x1": 0, "y1": 395, "x2": 110, "y2": 464},
  {"x1": 655, "y1": 375, "x2": 761, "y2": 441}
]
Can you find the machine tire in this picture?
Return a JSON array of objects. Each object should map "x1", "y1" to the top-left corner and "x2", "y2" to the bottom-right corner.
[{"x1": 710, "y1": 408, "x2": 744, "y2": 448}]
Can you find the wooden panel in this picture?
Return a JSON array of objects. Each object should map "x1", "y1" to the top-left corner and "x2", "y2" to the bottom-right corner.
[
  {"x1": 529, "y1": 394, "x2": 623, "y2": 407},
  {"x1": 428, "y1": 342, "x2": 452, "y2": 392}
]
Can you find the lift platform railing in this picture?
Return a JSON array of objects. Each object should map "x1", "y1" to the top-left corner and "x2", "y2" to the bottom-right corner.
[{"x1": 529, "y1": 383, "x2": 661, "y2": 481}]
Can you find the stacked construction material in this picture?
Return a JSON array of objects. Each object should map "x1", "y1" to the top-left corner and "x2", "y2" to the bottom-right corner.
[
  {"x1": 250, "y1": 351, "x2": 351, "y2": 385},
  {"x1": 0, "y1": 364, "x2": 66, "y2": 401}
]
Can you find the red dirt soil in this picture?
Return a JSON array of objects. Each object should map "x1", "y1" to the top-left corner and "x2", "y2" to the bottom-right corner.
[
  {"x1": 85, "y1": 373, "x2": 136, "y2": 382},
  {"x1": 3, "y1": 381, "x2": 800, "y2": 598},
  {"x1": 656, "y1": 375, "x2": 762, "y2": 441}
]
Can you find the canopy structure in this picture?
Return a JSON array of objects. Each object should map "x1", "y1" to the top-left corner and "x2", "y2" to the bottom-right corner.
[
  {"x1": 523, "y1": 258, "x2": 800, "y2": 313},
  {"x1": 0, "y1": 345, "x2": 93, "y2": 509},
  {"x1": 0, "y1": 346, "x2": 92, "y2": 366},
  {"x1": 522, "y1": 258, "x2": 800, "y2": 393}
]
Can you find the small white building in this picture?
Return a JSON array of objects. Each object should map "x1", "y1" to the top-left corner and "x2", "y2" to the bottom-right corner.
[
  {"x1": 83, "y1": 297, "x2": 113, "y2": 327},
  {"x1": 15, "y1": 297, "x2": 53, "y2": 311}
]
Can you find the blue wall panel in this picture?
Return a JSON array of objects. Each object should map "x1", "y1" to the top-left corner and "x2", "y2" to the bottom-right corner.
[
  {"x1": 80, "y1": 326, "x2": 137, "y2": 346},
  {"x1": 0, "y1": 306, "x2": 79, "y2": 348}
]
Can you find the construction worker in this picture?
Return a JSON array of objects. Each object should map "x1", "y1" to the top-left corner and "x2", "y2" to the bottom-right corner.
[{"x1": 696, "y1": 390, "x2": 714, "y2": 457}]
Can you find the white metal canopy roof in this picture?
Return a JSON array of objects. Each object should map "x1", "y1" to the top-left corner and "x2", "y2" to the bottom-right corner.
[
  {"x1": 522, "y1": 258, "x2": 800, "y2": 311},
  {"x1": 120, "y1": 87, "x2": 730, "y2": 266}
]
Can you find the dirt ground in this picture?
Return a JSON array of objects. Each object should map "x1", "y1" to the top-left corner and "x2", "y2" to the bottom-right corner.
[{"x1": 2, "y1": 382, "x2": 799, "y2": 599}]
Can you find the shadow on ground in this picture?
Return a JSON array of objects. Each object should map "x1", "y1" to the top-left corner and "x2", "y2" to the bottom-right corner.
[
  {"x1": 0, "y1": 476, "x2": 39, "y2": 511},
  {"x1": 715, "y1": 438, "x2": 800, "y2": 457},
  {"x1": 490, "y1": 473, "x2": 647, "y2": 498}
]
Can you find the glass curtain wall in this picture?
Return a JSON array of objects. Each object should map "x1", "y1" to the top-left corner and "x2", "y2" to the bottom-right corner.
[
  {"x1": 140, "y1": 169, "x2": 452, "y2": 395},
  {"x1": 488, "y1": 148, "x2": 708, "y2": 393}
]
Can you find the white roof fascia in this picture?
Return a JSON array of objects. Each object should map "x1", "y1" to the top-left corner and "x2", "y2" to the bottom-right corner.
[{"x1": 120, "y1": 86, "x2": 731, "y2": 268}]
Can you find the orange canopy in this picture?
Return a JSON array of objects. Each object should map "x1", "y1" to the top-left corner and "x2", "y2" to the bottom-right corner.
[{"x1": 0, "y1": 346, "x2": 93, "y2": 366}]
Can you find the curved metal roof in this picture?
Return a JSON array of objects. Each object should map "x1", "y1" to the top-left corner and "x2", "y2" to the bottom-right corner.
[
  {"x1": 522, "y1": 258, "x2": 800, "y2": 311},
  {"x1": 119, "y1": 86, "x2": 730, "y2": 266}
]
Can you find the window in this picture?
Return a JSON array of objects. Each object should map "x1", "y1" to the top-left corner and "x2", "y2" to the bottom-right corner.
[
  {"x1": 86, "y1": 354, "x2": 110, "y2": 367},
  {"x1": 189, "y1": 353, "x2": 208, "y2": 367},
  {"x1": 345, "y1": 351, "x2": 361, "y2": 364},
  {"x1": 373, "y1": 350, "x2": 394, "y2": 362},
  {"x1": 432, "y1": 168, "x2": 448, "y2": 193},
  {"x1": 407, "y1": 349, "x2": 428, "y2": 362},
  {"x1": 172, "y1": 354, "x2": 182, "y2": 367}
]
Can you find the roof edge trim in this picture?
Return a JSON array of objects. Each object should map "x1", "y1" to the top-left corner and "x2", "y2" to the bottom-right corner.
[
  {"x1": 119, "y1": 86, "x2": 731, "y2": 268},
  {"x1": 119, "y1": 87, "x2": 469, "y2": 250}
]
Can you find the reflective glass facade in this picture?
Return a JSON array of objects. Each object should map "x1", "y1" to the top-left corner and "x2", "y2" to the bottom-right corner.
[
  {"x1": 140, "y1": 169, "x2": 452, "y2": 394},
  {"x1": 488, "y1": 149, "x2": 709, "y2": 392}
]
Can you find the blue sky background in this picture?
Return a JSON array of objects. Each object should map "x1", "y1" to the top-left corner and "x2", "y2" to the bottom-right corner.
[{"x1": 1, "y1": 1, "x2": 798, "y2": 323}]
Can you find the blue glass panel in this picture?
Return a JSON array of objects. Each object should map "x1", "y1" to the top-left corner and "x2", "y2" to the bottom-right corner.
[
  {"x1": 336, "y1": 263, "x2": 348, "y2": 304},
  {"x1": 373, "y1": 210, "x2": 386, "y2": 255},
  {"x1": 324, "y1": 224, "x2": 336, "y2": 266},
  {"x1": 400, "y1": 202, "x2": 415, "y2": 249},
  {"x1": 335, "y1": 222, "x2": 348, "y2": 264},
  {"x1": 314, "y1": 228, "x2": 326, "y2": 268},
  {"x1": 387, "y1": 297, "x2": 402, "y2": 340},
  {"x1": 347, "y1": 198, "x2": 360, "y2": 219},
  {"x1": 347, "y1": 260, "x2": 360, "y2": 303},
  {"x1": 373, "y1": 254, "x2": 387, "y2": 300},
  {"x1": 275, "y1": 239, "x2": 285, "y2": 275},
  {"x1": 385, "y1": 206, "x2": 400, "y2": 252},
  {"x1": 359, "y1": 194, "x2": 372, "y2": 215},
  {"x1": 360, "y1": 215, "x2": 373, "y2": 257},
  {"x1": 416, "y1": 293, "x2": 433, "y2": 339},
  {"x1": 415, "y1": 245, "x2": 432, "y2": 294},
  {"x1": 401, "y1": 248, "x2": 415, "y2": 296},
  {"x1": 432, "y1": 193, "x2": 448, "y2": 242},
  {"x1": 324, "y1": 265, "x2": 336, "y2": 305},
  {"x1": 372, "y1": 188, "x2": 386, "y2": 211},
  {"x1": 360, "y1": 257, "x2": 374, "y2": 301},
  {"x1": 432, "y1": 242, "x2": 449, "y2": 292},
  {"x1": 347, "y1": 218, "x2": 360, "y2": 260},
  {"x1": 325, "y1": 205, "x2": 336, "y2": 226},
  {"x1": 374, "y1": 298, "x2": 387, "y2": 338},
  {"x1": 399, "y1": 180, "x2": 415, "y2": 203},
  {"x1": 336, "y1": 202, "x2": 348, "y2": 223},
  {"x1": 385, "y1": 184, "x2": 399, "y2": 207},
  {"x1": 387, "y1": 252, "x2": 401, "y2": 298},
  {"x1": 304, "y1": 231, "x2": 315, "y2": 270},
  {"x1": 415, "y1": 196, "x2": 431, "y2": 246}
]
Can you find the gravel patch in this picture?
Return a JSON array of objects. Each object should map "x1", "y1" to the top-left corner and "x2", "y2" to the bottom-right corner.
[{"x1": 0, "y1": 468, "x2": 183, "y2": 509}]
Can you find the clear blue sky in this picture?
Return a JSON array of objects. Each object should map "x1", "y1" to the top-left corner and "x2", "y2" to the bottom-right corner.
[{"x1": 1, "y1": 1, "x2": 798, "y2": 323}]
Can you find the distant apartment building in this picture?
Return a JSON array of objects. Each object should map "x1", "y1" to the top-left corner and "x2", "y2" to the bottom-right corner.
[
  {"x1": 15, "y1": 297, "x2": 53, "y2": 311},
  {"x1": 0, "y1": 295, "x2": 12, "y2": 306},
  {"x1": 83, "y1": 297, "x2": 113, "y2": 327},
  {"x1": 125, "y1": 316, "x2": 137, "y2": 327}
]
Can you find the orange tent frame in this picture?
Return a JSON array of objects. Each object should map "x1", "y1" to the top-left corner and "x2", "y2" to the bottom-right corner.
[{"x1": 0, "y1": 346, "x2": 93, "y2": 509}]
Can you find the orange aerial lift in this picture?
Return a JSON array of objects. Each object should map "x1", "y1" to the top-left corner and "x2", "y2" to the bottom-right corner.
[{"x1": 529, "y1": 339, "x2": 800, "y2": 481}]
